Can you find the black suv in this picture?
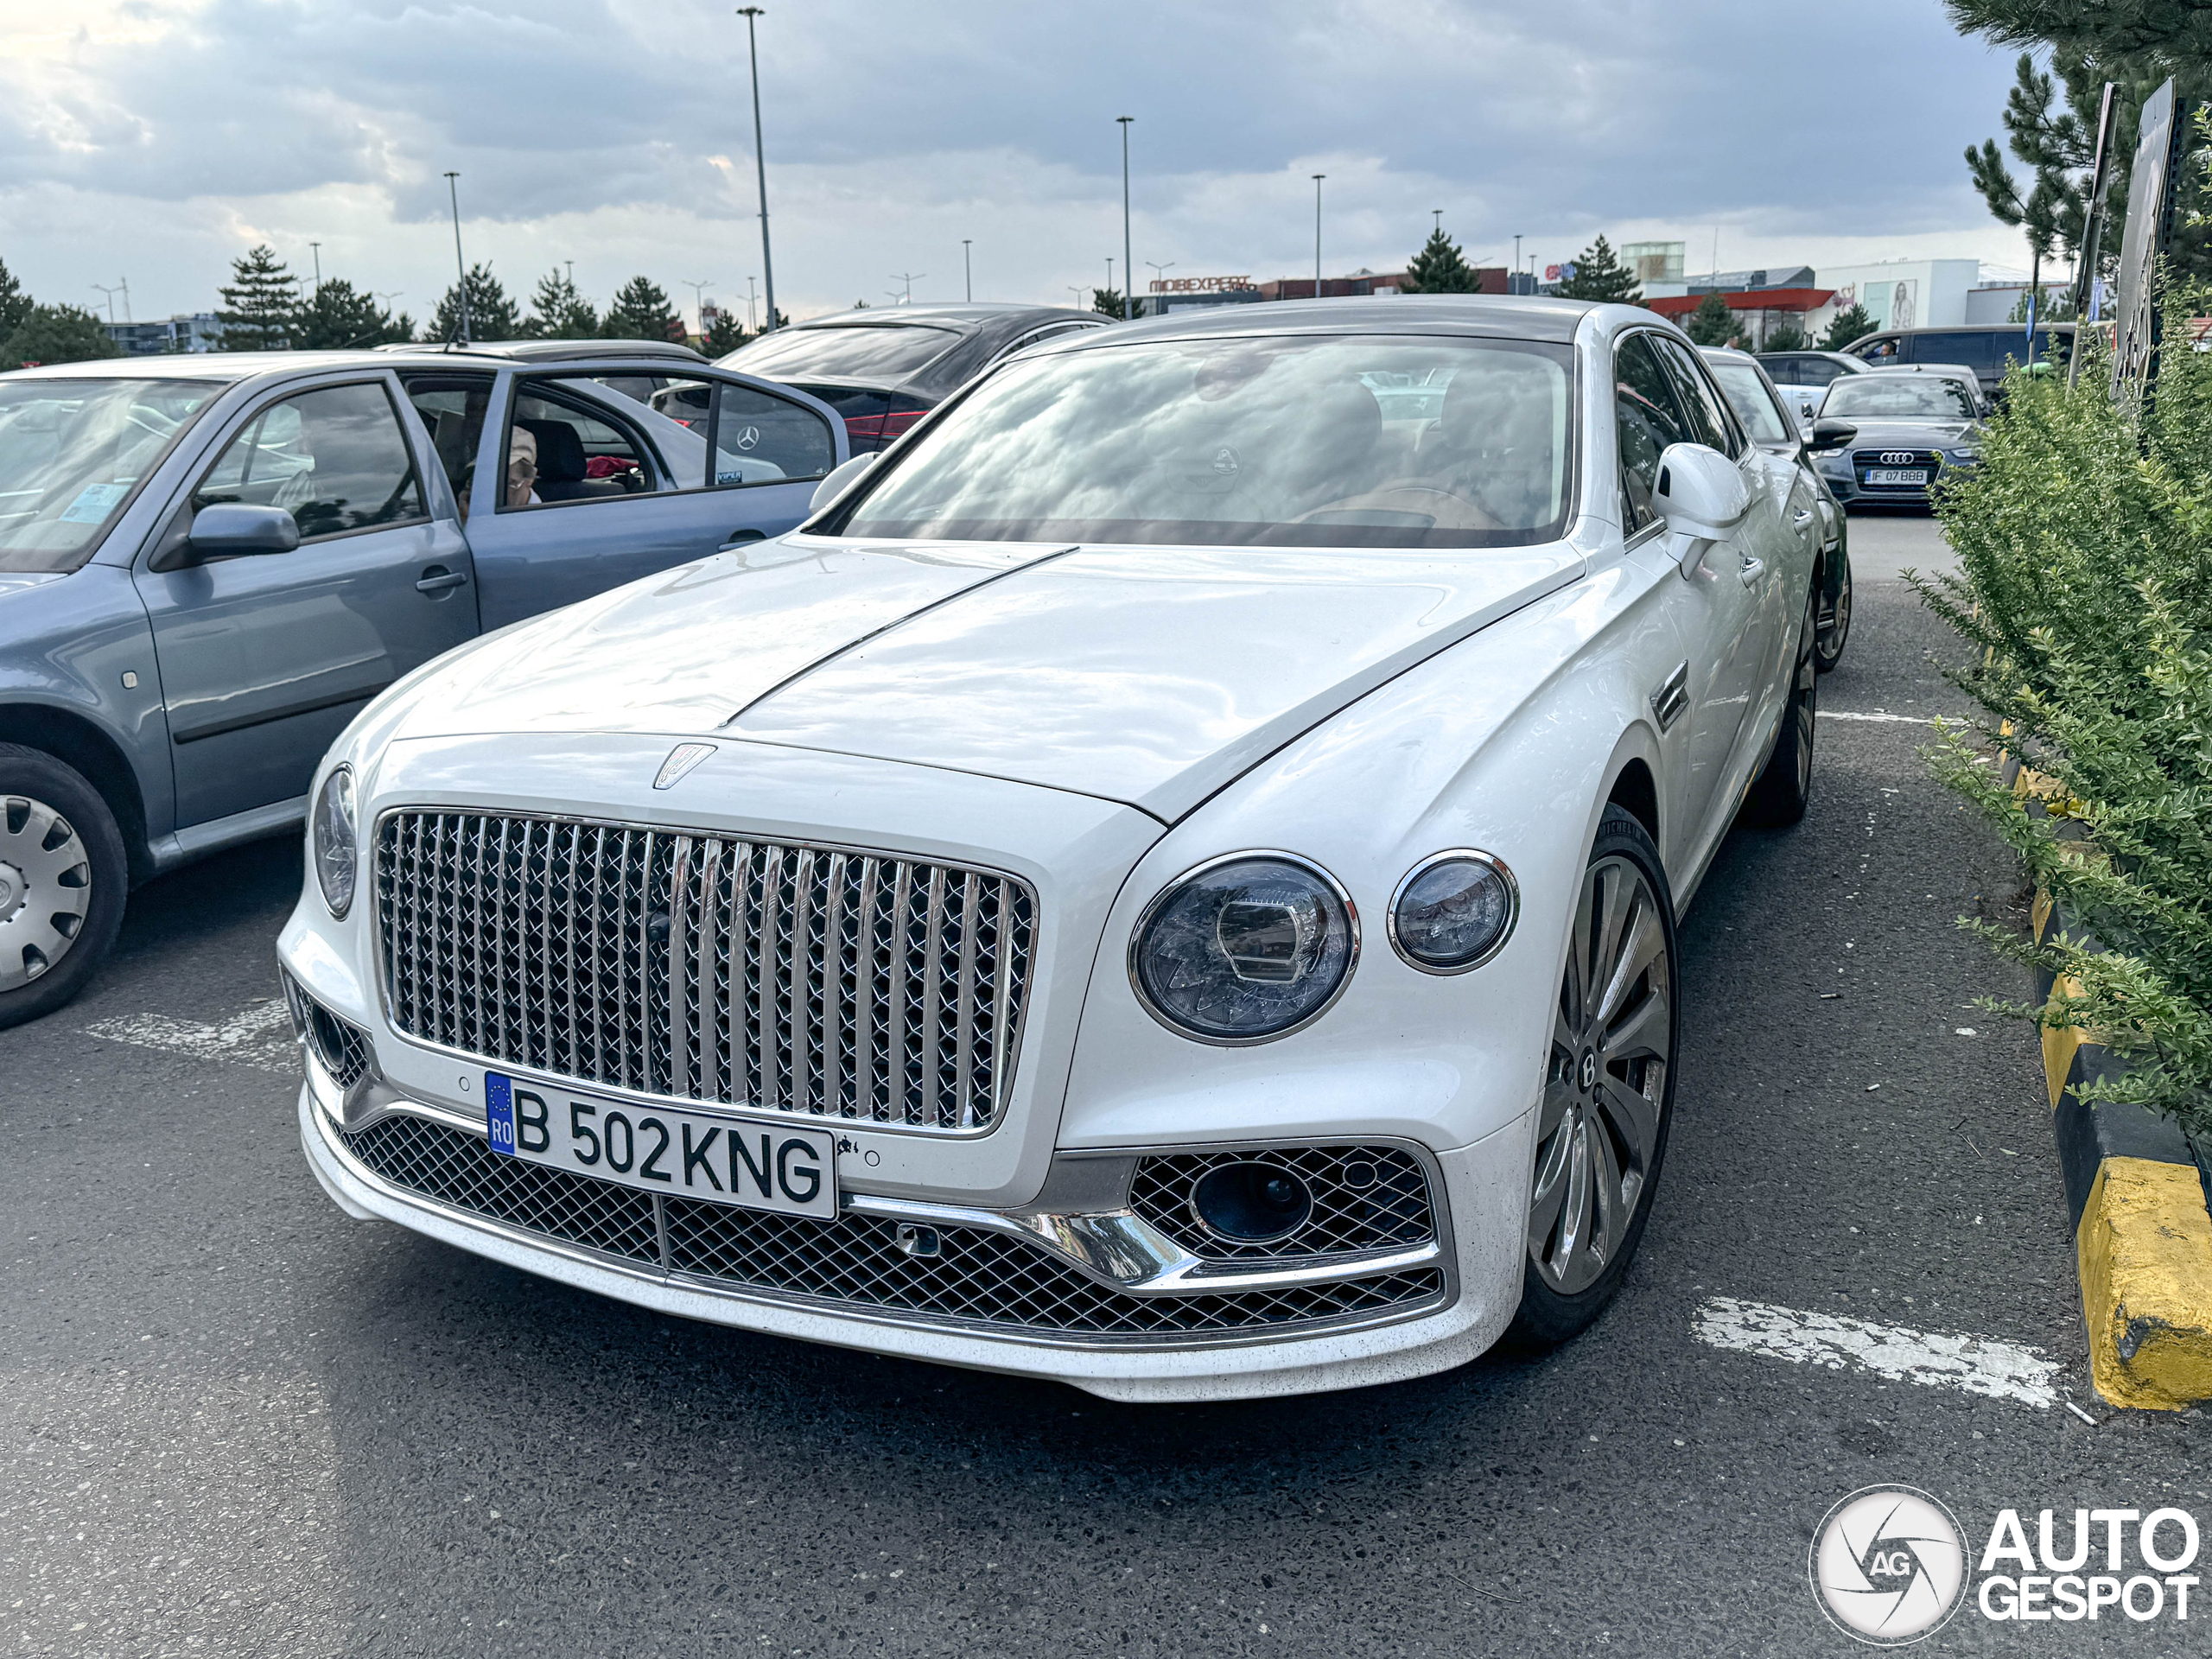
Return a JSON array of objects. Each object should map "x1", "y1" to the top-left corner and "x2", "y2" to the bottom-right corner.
[{"x1": 1840, "y1": 323, "x2": 2075, "y2": 397}]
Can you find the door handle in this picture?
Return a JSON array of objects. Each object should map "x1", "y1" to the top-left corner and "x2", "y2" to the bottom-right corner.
[
  {"x1": 416, "y1": 567, "x2": 468, "y2": 594},
  {"x1": 1791, "y1": 507, "x2": 1815, "y2": 528},
  {"x1": 1738, "y1": 555, "x2": 1766, "y2": 587}
]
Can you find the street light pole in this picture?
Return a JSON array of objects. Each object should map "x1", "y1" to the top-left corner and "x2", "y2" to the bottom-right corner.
[
  {"x1": 1312, "y1": 175, "x2": 1325, "y2": 297},
  {"x1": 444, "y1": 171, "x2": 471, "y2": 343},
  {"x1": 683, "y1": 277, "x2": 717, "y2": 337},
  {"x1": 1105, "y1": 257, "x2": 1115, "y2": 312},
  {"x1": 1145, "y1": 260, "x2": 1173, "y2": 308},
  {"x1": 736, "y1": 8, "x2": 777, "y2": 332},
  {"x1": 963, "y1": 239, "x2": 973, "y2": 302},
  {"x1": 1117, "y1": 116, "x2": 1134, "y2": 319}
]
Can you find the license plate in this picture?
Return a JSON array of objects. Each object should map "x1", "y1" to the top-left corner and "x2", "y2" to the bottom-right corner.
[
  {"x1": 1864, "y1": 467, "x2": 1929, "y2": 486},
  {"x1": 484, "y1": 1071, "x2": 837, "y2": 1218}
]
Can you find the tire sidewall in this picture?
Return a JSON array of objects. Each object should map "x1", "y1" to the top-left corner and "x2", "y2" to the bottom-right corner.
[
  {"x1": 0, "y1": 744, "x2": 129, "y2": 1029},
  {"x1": 1505, "y1": 804, "x2": 1681, "y2": 1349},
  {"x1": 1815, "y1": 550, "x2": 1851, "y2": 672}
]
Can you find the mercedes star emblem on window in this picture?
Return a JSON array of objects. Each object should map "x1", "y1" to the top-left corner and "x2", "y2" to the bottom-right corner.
[{"x1": 734, "y1": 425, "x2": 761, "y2": 451}]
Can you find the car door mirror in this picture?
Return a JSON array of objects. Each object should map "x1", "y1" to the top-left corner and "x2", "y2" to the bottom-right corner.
[
  {"x1": 187, "y1": 503, "x2": 302, "y2": 559},
  {"x1": 1654, "y1": 442, "x2": 1749, "y2": 537},
  {"x1": 1808, "y1": 419, "x2": 1858, "y2": 451},
  {"x1": 808, "y1": 451, "x2": 879, "y2": 516}
]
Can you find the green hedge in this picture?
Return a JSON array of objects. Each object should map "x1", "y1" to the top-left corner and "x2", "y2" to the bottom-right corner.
[{"x1": 1921, "y1": 299, "x2": 2212, "y2": 1143}]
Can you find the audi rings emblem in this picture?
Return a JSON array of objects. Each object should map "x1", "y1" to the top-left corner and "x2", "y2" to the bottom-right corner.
[
  {"x1": 734, "y1": 425, "x2": 762, "y2": 451},
  {"x1": 1879, "y1": 450, "x2": 1916, "y2": 466}
]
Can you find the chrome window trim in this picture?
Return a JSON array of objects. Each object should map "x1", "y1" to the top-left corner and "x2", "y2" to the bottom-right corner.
[
  {"x1": 369, "y1": 806, "x2": 1037, "y2": 1139},
  {"x1": 1125, "y1": 849, "x2": 1362, "y2": 1047},
  {"x1": 1384, "y1": 849, "x2": 1521, "y2": 976}
]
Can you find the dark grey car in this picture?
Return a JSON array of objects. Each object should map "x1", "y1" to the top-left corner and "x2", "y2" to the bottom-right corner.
[
  {"x1": 0, "y1": 346, "x2": 845, "y2": 1025},
  {"x1": 716, "y1": 304, "x2": 1109, "y2": 451}
]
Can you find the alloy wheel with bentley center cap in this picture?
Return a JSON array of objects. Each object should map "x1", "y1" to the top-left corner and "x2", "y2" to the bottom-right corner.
[
  {"x1": 1511, "y1": 805, "x2": 1679, "y2": 1341},
  {"x1": 0, "y1": 793, "x2": 92, "y2": 992}
]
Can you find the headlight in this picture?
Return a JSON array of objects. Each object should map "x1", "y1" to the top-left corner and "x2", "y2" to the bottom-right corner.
[
  {"x1": 312, "y1": 765, "x2": 358, "y2": 918},
  {"x1": 1388, "y1": 850, "x2": 1518, "y2": 973},
  {"x1": 1944, "y1": 448, "x2": 1979, "y2": 462},
  {"x1": 1128, "y1": 853, "x2": 1357, "y2": 1044}
]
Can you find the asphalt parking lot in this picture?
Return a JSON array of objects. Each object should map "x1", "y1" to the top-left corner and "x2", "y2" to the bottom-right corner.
[{"x1": 6, "y1": 512, "x2": 2209, "y2": 1658}]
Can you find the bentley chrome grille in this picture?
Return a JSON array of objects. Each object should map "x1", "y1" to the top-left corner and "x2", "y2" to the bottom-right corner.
[{"x1": 375, "y1": 810, "x2": 1035, "y2": 1132}]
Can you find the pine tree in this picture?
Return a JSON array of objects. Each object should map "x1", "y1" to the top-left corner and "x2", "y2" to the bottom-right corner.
[
  {"x1": 429, "y1": 264, "x2": 519, "y2": 344},
  {"x1": 1090, "y1": 288, "x2": 1128, "y2": 319},
  {"x1": 1, "y1": 304, "x2": 123, "y2": 371},
  {"x1": 1964, "y1": 51, "x2": 2212, "y2": 283},
  {"x1": 1946, "y1": 0, "x2": 2212, "y2": 60},
  {"x1": 1553, "y1": 235, "x2": 1643, "y2": 303},
  {"x1": 1821, "y1": 302, "x2": 1876, "y2": 352},
  {"x1": 1683, "y1": 291, "x2": 1740, "y2": 346},
  {"x1": 702, "y1": 312, "x2": 746, "y2": 356},
  {"x1": 0, "y1": 257, "x2": 29, "y2": 341},
  {"x1": 292, "y1": 278, "x2": 410, "y2": 349},
  {"x1": 1761, "y1": 320, "x2": 1810, "y2": 353},
  {"x1": 1401, "y1": 227, "x2": 1479, "y2": 294},
  {"x1": 215, "y1": 245, "x2": 299, "y2": 350},
  {"x1": 524, "y1": 268, "x2": 598, "y2": 339},
  {"x1": 601, "y1": 276, "x2": 683, "y2": 340}
]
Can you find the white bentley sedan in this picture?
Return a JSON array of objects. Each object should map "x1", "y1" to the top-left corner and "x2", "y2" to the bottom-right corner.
[{"x1": 281, "y1": 298, "x2": 1821, "y2": 1402}]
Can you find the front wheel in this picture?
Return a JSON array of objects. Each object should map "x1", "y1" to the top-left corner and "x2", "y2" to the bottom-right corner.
[
  {"x1": 1504, "y1": 805, "x2": 1679, "y2": 1349},
  {"x1": 1741, "y1": 578, "x2": 1819, "y2": 827},
  {"x1": 0, "y1": 744, "x2": 129, "y2": 1030},
  {"x1": 1814, "y1": 548, "x2": 1852, "y2": 673}
]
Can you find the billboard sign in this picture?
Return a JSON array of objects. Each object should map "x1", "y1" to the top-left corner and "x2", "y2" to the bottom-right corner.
[{"x1": 2110, "y1": 78, "x2": 2183, "y2": 410}]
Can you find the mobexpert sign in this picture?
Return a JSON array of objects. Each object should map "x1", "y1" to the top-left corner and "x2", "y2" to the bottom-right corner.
[{"x1": 1149, "y1": 274, "x2": 1257, "y2": 293}]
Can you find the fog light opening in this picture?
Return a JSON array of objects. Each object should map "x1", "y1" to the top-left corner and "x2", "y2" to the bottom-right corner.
[{"x1": 1192, "y1": 1161, "x2": 1313, "y2": 1243}]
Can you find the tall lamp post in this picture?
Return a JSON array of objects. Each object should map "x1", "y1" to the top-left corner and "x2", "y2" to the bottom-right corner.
[
  {"x1": 444, "y1": 171, "x2": 470, "y2": 343},
  {"x1": 736, "y1": 8, "x2": 777, "y2": 332},
  {"x1": 1312, "y1": 174, "x2": 1325, "y2": 297},
  {"x1": 1145, "y1": 259, "x2": 1174, "y2": 308},
  {"x1": 963, "y1": 239, "x2": 973, "y2": 302},
  {"x1": 1116, "y1": 116, "x2": 1134, "y2": 318}
]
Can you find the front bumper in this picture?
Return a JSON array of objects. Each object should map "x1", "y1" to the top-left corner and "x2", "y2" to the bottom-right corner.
[{"x1": 298, "y1": 1063, "x2": 1532, "y2": 1402}]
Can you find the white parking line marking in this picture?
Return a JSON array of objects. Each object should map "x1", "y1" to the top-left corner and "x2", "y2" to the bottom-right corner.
[
  {"x1": 1817, "y1": 710, "x2": 1948, "y2": 723},
  {"x1": 83, "y1": 999, "x2": 297, "y2": 1074},
  {"x1": 1692, "y1": 1296, "x2": 2061, "y2": 1409}
]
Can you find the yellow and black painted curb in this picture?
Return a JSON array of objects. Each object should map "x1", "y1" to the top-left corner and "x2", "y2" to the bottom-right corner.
[{"x1": 2030, "y1": 892, "x2": 2212, "y2": 1410}]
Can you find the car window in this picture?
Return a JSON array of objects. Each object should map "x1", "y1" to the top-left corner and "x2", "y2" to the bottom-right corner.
[
  {"x1": 1820, "y1": 377, "x2": 1980, "y2": 420},
  {"x1": 834, "y1": 334, "x2": 1576, "y2": 549},
  {"x1": 500, "y1": 380, "x2": 660, "y2": 512},
  {"x1": 998, "y1": 321, "x2": 1101, "y2": 361},
  {"x1": 720, "y1": 322, "x2": 963, "y2": 382},
  {"x1": 400, "y1": 372, "x2": 494, "y2": 517},
  {"x1": 1656, "y1": 338, "x2": 1741, "y2": 458},
  {"x1": 193, "y1": 380, "x2": 426, "y2": 540},
  {"x1": 1910, "y1": 333, "x2": 1998, "y2": 372},
  {"x1": 0, "y1": 377, "x2": 222, "y2": 573},
  {"x1": 1705, "y1": 359, "x2": 1795, "y2": 446},
  {"x1": 1853, "y1": 336, "x2": 1904, "y2": 363},
  {"x1": 1614, "y1": 334, "x2": 1696, "y2": 532},
  {"x1": 643, "y1": 377, "x2": 837, "y2": 486}
]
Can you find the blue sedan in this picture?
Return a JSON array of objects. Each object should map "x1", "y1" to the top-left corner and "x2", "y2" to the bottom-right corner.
[{"x1": 0, "y1": 343, "x2": 845, "y2": 1024}]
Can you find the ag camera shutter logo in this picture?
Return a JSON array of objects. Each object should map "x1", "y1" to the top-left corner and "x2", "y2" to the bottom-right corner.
[{"x1": 1809, "y1": 1485, "x2": 1968, "y2": 1645}]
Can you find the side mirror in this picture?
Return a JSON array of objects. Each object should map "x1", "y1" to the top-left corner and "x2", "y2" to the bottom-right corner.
[
  {"x1": 188, "y1": 503, "x2": 301, "y2": 558},
  {"x1": 808, "y1": 452, "x2": 879, "y2": 517},
  {"x1": 1808, "y1": 419, "x2": 1858, "y2": 451},
  {"x1": 1653, "y1": 442, "x2": 1749, "y2": 539}
]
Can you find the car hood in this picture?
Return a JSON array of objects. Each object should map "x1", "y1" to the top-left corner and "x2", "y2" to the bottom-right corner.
[
  {"x1": 1830, "y1": 418, "x2": 1976, "y2": 447},
  {"x1": 0, "y1": 571, "x2": 66, "y2": 600},
  {"x1": 386, "y1": 533, "x2": 1586, "y2": 821}
]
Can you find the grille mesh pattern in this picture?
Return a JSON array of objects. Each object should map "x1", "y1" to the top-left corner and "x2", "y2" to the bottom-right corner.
[
  {"x1": 1128, "y1": 1145, "x2": 1436, "y2": 1262},
  {"x1": 283, "y1": 973, "x2": 373, "y2": 1090},
  {"x1": 375, "y1": 811, "x2": 1034, "y2": 1132},
  {"x1": 339, "y1": 1115, "x2": 1444, "y2": 1338}
]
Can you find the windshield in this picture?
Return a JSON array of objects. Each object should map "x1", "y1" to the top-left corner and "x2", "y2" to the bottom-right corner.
[
  {"x1": 720, "y1": 323, "x2": 962, "y2": 383},
  {"x1": 1821, "y1": 377, "x2": 1979, "y2": 421},
  {"x1": 1707, "y1": 361, "x2": 1795, "y2": 444},
  {"x1": 0, "y1": 378, "x2": 224, "y2": 572},
  {"x1": 835, "y1": 335, "x2": 1576, "y2": 548}
]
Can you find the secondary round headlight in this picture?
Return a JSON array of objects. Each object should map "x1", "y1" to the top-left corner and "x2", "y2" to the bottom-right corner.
[
  {"x1": 1128, "y1": 853, "x2": 1357, "y2": 1044},
  {"x1": 1389, "y1": 850, "x2": 1518, "y2": 973},
  {"x1": 312, "y1": 765, "x2": 358, "y2": 918}
]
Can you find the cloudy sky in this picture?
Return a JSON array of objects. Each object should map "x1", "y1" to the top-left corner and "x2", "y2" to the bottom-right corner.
[{"x1": 3, "y1": 0, "x2": 2039, "y2": 330}]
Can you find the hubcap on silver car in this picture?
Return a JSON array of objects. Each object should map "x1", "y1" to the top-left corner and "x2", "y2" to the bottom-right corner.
[
  {"x1": 0, "y1": 796, "x2": 92, "y2": 992},
  {"x1": 1528, "y1": 852, "x2": 1672, "y2": 1295}
]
